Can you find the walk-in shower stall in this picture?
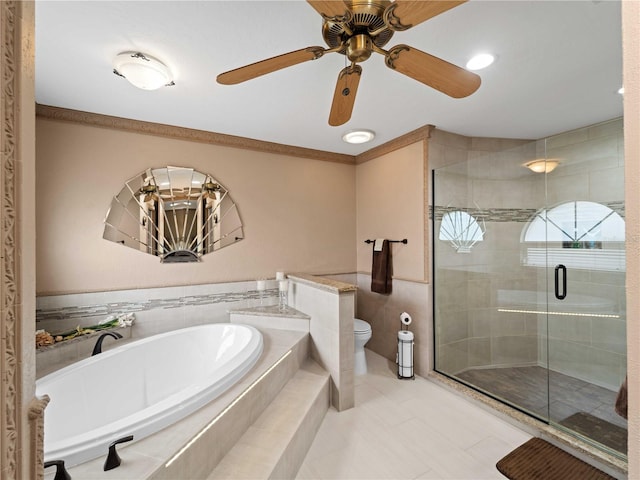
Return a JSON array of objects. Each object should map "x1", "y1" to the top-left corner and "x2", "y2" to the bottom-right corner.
[{"x1": 432, "y1": 119, "x2": 627, "y2": 458}]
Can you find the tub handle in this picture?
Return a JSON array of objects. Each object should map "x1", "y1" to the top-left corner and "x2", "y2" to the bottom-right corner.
[
  {"x1": 44, "y1": 460, "x2": 71, "y2": 480},
  {"x1": 104, "y1": 434, "x2": 134, "y2": 471}
]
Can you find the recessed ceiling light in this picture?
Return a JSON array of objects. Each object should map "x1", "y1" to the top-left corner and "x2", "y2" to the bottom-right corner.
[
  {"x1": 113, "y1": 52, "x2": 175, "y2": 90},
  {"x1": 618, "y1": 86, "x2": 624, "y2": 95},
  {"x1": 342, "y1": 130, "x2": 375, "y2": 144},
  {"x1": 466, "y1": 53, "x2": 495, "y2": 71}
]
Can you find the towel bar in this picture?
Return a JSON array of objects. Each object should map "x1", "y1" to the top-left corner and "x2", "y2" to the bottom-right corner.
[{"x1": 364, "y1": 239, "x2": 408, "y2": 244}]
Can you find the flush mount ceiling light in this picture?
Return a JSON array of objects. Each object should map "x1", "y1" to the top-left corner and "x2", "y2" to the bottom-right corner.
[
  {"x1": 113, "y1": 52, "x2": 174, "y2": 90},
  {"x1": 618, "y1": 86, "x2": 624, "y2": 95},
  {"x1": 525, "y1": 159, "x2": 559, "y2": 173},
  {"x1": 342, "y1": 130, "x2": 375, "y2": 144},
  {"x1": 466, "y1": 53, "x2": 495, "y2": 71}
]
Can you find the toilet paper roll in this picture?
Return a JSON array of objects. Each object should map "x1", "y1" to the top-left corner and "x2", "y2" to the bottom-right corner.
[
  {"x1": 400, "y1": 312, "x2": 412, "y2": 326},
  {"x1": 398, "y1": 330, "x2": 414, "y2": 378}
]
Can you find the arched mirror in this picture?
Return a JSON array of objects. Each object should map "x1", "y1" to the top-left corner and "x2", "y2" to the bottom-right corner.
[{"x1": 103, "y1": 166, "x2": 243, "y2": 262}]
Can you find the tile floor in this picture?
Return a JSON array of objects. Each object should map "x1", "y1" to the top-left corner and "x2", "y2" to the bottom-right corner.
[{"x1": 297, "y1": 349, "x2": 532, "y2": 479}]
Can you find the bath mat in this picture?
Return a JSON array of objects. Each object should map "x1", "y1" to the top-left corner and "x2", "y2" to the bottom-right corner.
[
  {"x1": 496, "y1": 437, "x2": 615, "y2": 480},
  {"x1": 559, "y1": 412, "x2": 627, "y2": 454}
]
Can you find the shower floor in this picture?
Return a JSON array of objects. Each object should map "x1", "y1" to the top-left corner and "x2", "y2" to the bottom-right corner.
[{"x1": 456, "y1": 366, "x2": 627, "y2": 455}]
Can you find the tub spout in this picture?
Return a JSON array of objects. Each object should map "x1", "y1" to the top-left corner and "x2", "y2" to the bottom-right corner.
[
  {"x1": 44, "y1": 460, "x2": 71, "y2": 480},
  {"x1": 91, "y1": 331, "x2": 123, "y2": 356}
]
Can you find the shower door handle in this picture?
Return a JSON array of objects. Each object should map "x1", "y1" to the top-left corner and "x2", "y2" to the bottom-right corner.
[{"x1": 554, "y1": 264, "x2": 567, "y2": 300}]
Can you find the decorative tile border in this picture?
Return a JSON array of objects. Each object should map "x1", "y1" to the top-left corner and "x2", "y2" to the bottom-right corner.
[
  {"x1": 36, "y1": 288, "x2": 278, "y2": 324},
  {"x1": 431, "y1": 202, "x2": 625, "y2": 222}
]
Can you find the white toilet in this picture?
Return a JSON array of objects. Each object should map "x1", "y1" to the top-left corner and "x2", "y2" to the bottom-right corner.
[{"x1": 354, "y1": 318, "x2": 372, "y2": 375}]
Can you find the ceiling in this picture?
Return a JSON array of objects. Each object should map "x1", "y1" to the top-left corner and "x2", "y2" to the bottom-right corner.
[{"x1": 35, "y1": 1, "x2": 623, "y2": 156}]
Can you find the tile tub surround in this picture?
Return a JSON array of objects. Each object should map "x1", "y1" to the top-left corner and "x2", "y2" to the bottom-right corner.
[
  {"x1": 38, "y1": 273, "x2": 359, "y2": 413},
  {"x1": 287, "y1": 273, "x2": 357, "y2": 411},
  {"x1": 43, "y1": 327, "x2": 311, "y2": 480},
  {"x1": 36, "y1": 280, "x2": 280, "y2": 340},
  {"x1": 230, "y1": 304, "x2": 311, "y2": 332}
]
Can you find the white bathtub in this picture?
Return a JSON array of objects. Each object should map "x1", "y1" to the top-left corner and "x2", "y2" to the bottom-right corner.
[{"x1": 36, "y1": 323, "x2": 263, "y2": 468}]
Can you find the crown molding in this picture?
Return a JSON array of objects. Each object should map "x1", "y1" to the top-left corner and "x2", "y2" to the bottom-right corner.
[
  {"x1": 36, "y1": 105, "x2": 357, "y2": 165},
  {"x1": 355, "y1": 124, "x2": 434, "y2": 164}
]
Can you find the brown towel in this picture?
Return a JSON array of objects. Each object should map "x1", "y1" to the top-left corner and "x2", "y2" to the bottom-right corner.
[
  {"x1": 371, "y1": 239, "x2": 392, "y2": 294},
  {"x1": 615, "y1": 375, "x2": 627, "y2": 419}
]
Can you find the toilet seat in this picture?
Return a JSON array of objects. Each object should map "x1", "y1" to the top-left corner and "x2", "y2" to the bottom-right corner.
[{"x1": 354, "y1": 318, "x2": 372, "y2": 334}]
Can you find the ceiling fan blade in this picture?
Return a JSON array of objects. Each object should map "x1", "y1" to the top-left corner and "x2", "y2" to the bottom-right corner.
[
  {"x1": 384, "y1": 1, "x2": 467, "y2": 31},
  {"x1": 328, "y1": 65, "x2": 362, "y2": 126},
  {"x1": 385, "y1": 45, "x2": 480, "y2": 98},
  {"x1": 307, "y1": 0, "x2": 351, "y2": 23},
  {"x1": 217, "y1": 47, "x2": 326, "y2": 85}
]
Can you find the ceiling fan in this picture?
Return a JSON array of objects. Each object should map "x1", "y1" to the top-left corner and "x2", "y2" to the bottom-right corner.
[{"x1": 217, "y1": 0, "x2": 481, "y2": 127}]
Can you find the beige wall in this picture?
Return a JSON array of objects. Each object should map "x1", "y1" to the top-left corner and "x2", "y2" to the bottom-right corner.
[
  {"x1": 36, "y1": 118, "x2": 356, "y2": 294},
  {"x1": 354, "y1": 138, "x2": 431, "y2": 376},
  {"x1": 356, "y1": 140, "x2": 426, "y2": 281}
]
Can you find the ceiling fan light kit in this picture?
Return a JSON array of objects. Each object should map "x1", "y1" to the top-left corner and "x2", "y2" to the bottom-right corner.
[
  {"x1": 113, "y1": 52, "x2": 174, "y2": 90},
  {"x1": 216, "y1": 0, "x2": 481, "y2": 127}
]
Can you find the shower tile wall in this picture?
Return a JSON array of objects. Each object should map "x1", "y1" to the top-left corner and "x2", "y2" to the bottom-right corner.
[{"x1": 430, "y1": 118, "x2": 625, "y2": 391}]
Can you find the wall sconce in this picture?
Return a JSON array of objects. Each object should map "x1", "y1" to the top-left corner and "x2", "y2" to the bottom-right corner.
[
  {"x1": 525, "y1": 159, "x2": 559, "y2": 173},
  {"x1": 113, "y1": 52, "x2": 175, "y2": 90}
]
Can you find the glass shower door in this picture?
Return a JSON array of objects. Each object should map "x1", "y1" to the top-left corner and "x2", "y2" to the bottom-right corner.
[
  {"x1": 542, "y1": 131, "x2": 627, "y2": 457},
  {"x1": 433, "y1": 142, "x2": 551, "y2": 421},
  {"x1": 432, "y1": 119, "x2": 627, "y2": 459}
]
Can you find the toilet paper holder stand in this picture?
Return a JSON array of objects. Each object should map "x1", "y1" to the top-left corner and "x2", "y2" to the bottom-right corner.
[{"x1": 397, "y1": 313, "x2": 415, "y2": 380}]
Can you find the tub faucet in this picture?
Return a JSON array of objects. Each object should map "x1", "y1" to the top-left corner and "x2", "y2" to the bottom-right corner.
[
  {"x1": 44, "y1": 460, "x2": 71, "y2": 480},
  {"x1": 92, "y1": 331, "x2": 123, "y2": 356},
  {"x1": 104, "y1": 434, "x2": 134, "y2": 471}
]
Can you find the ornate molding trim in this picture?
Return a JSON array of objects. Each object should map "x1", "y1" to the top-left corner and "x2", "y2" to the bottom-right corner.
[
  {"x1": 1, "y1": 1, "x2": 21, "y2": 478},
  {"x1": 28, "y1": 396, "x2": 50, "y2": 480},
  {"x1": 36, "y1": 104, "x2": 357, "y2": 165},
  {"x1": 355, "y1": 124, "x2": 434, "y2": 164}
]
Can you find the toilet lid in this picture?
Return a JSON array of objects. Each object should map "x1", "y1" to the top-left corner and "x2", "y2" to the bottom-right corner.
[{"x1": 354, "y1": 319, "x2": 371, "y2": 333}]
